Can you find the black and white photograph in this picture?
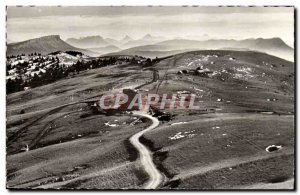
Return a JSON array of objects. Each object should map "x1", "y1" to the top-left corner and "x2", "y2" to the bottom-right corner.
[{"x1": 5, "y1": 6, "x2": 295, "y2": 190}]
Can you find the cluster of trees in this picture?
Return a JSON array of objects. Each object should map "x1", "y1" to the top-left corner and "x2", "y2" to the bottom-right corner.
[
  {"x1": 7, "y1": 60, "x2": 63, "y2": 93},
  {"x1": 65, "y1": 51, "x2": 83, "y2": 57},
  {"x1": 71, "y1": 57, "x2": 118, "y2": 73},
  {"x1": 6, "y1": 56, "x2": 126, "y2": 94},
  {"x1": 139, "y1": 57, "x2": 159, "y2": 67},
  {"x1": 28, "y1": 52, "x2": 42, "y2": 56},
  {"x1": 6, "y1": 52, "x2": 159, "y2": 94},
  {"x1": 6, "y1": 61, "x2": 30, "y2": 73},
  {"x1": 7, "y1": 56, "x2": 57, "y2": 73},
  {"x1": 7, "y1": 77, "x2": 24, "y2": 94}
]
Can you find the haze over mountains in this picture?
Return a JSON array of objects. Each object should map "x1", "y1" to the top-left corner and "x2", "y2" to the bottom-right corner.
[
  {"x1": 65, "y1": 34, "x2": 166, "y2": 50},
  {"x1": 66, "y1": 34, "x2": 294, "y2": 61},
  {"x1": 7, "y1": 34, "x2": 294, "y2": 61},
  {"x1": 66, "y1": 36, "x2": 110, "y2": 48},
  {"x1": 108, "y1": 37, "x2": 293, "y2": 61}
]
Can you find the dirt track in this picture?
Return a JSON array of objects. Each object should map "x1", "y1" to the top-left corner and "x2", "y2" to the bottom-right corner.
[{"x1": 130, "y1": 111, "x2": 164, "y2": 189}]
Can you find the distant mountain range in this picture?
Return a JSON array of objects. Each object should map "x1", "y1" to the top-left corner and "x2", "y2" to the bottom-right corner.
[
  {"x1": 107, "y1": 38, "x2": 293, "y2": 61},
  {"x1": 120, "y1": 35, "x2": 134, "y2": 44},
  {"x1": 66, "y1": 35, "x2": 135, "y2": 49},
  {"x1": 66, "y1": 34, "x2": 166, "y2": 50},
  {"x1": 121, "y1": 34, "x2": 165, "y2": 49},
  {"x1": 105, "y1": 38, "x2": 122, "y2": 47},
  {"x1": 66, "y1": 36, "x2": 110, "y2": 49},
  {"x1": 88, "y1": 45, "x2": 120, "y2": 54},
  {"x1": 7, "y1": 35, "x2": 98, "y2": 57},
  {"x1": 7, "y1": 35, "x2": 294, "y2": 61}
]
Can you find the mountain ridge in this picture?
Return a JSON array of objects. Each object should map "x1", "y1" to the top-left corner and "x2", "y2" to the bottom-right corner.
[{"x1": 7, "y1": 35, "x2": 98, "y2": 57}]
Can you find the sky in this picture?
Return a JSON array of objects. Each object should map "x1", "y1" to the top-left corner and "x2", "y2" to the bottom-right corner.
[{"x1": 6, "y1": 6, "x2": 294, "y2": 46}]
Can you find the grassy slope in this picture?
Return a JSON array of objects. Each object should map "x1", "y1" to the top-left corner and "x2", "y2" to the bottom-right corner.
[
  {"x1": 6, "y1": 62, "x2": 153, "y2": 189},
  {"x1": 142, "y1": 50, "x2": 294, "y2": 189}
]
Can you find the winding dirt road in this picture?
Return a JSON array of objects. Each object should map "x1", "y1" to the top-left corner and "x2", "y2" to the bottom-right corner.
[{"x1": 129, "y1": 111, "x2": 164, "y2": 189}]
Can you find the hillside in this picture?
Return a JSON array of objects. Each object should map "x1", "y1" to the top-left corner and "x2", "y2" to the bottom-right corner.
[
  {"x1": 142, "y1": 50, "x2": 294, "y2": 189},
  {"x1": 7, "y1": 35, "x2": 98, "y2": 57}
]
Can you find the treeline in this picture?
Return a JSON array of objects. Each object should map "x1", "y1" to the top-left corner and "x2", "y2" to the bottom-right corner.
[{"x1": 7, "y1": 52, "x2": 42, "y2": 59}]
